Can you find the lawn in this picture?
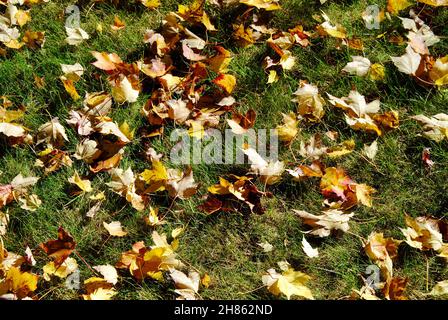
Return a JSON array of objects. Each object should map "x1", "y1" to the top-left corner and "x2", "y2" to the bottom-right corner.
[{"x1": 0, "y1": 0, "x2": 447, "y2": 300}]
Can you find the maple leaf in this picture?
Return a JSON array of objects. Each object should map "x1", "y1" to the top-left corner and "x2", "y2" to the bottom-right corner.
[
  {"x1": 60, "y1": 63, "x2": 84, "y2": 82},
  {"x1": 429, "y1": 56, "x2": 448, "y2": 86},
  {"x1": 327, "y1": 90, "x2": 394, "y2": 136},
  {"x1": 301, "y1": 237, "x2": 319, "y2": 258},
  {"x1": 240, "y1": 0, "x2": 281, "y2": 10},
  {"x1": 275, "y1": 112, "x2": 299, "y2": 145},
  {"x1": 61, "y1": 79, "x2": 80, "y2": 100},
  {"x1": 111, "y1": 16, "x2": 125, "y2": 32},
  {"x1": 140, "y1": 0, "x2": 161, "y2": 9},
  {"x1": 258, "y1": 241, "x2": 274, "y2": 253},
  {"x1": 74, "y1": 140, "x2": 101, "y2": 164},
  {"x1": 167, "y1": 99, "x2": 191, "y2": 124},
  {"x1": 143, "y1": 30, "x2": 168, "y2": 56},
  {"x1": 430, "y1": 280, "x2": 448, "y2": 296},
  {"x1": 319, "y1": 167, "x2": 376, "y2": 209},
  {"x1": 35, "y1": 118, "x2": 69, "y2": 147},
  {"x1": 204, "y1": 175, "x2": 267, "y2": 214},
  {"x1": 140, "y1": 160, "x2": 168, "y2": 193},
  {"x1": 165, "y1": 167, "x2": 198, "y2": 199},
  {"x1": 0, "y1": 266, "x2": 38, "y2": 299},
  {"x1": 83, "y1": 91, "x2": 113, "y2": 115},
  {"x1": 317, "y1": 13, "x2": 347, "y2": 39},
  {"x1": 18, "y1": 193, "x2": 42, "y2": 212},
  {"x1": 116, "y1": 232, "x2": 183, "y2": 281},
  {"x1": 82, "y1": 277, "x2": 116, "y2": 300},
  {"x1": 213, "y1": 74, "x2": 236, "y2": 94},
  {"x1": 91, "y1": 51, "x2": 123, "y2": 71},
  {"x1": 326, "y1": 139, "x2": 355, "y2": 158},
  {"x1": 293, "y1": 209, "x2": 354, "y2": 237},
  {"x1": 22, "y1": 30, "x2": 45, "y2": 49},
  {"x1": 320, "y1": 167, "x2": 353, "y2": 201},
  {"x1": 95, "y1": 121, "x2": 131, "y2": 143},
  {"x1": 387, "y1": 0, "x2": 413, "y2": 14},
  {"x1": 0, "y1": 174, "x2": 39, "y2": 210},
  {"x1": 292, "y1": 82, "x2": 325, "y2": 122},
  {"x1": 400, "y1": 215, "x2": 447, "y2": 256},
  {"x1": 383, "y1": 277, "x2": 408, "y2": 300},
  {"x1": 0, "y1": 123, "x2": 28, "y2": 144},
  {"x1": 363, "y1": 140, "x2": 379, "y2": 160},
  {"x1": 369, "y1": 63, "x2": 386, "y2": 81},
  {"x1": 182, "y1": 41, "x2": 206, "y2": 61},
  {"x1": 169, "y1": 268, "x2": 201, "y2": 300},
  {"x1": 68, "y1": 171, "x2": 93, "y2": 193},
  {"x1": 106, "y1": 168, "x2": 145, "y2": 211},
  {"x1": 208, "y1": 46, "x2": 233, "y2": 73},
  {"x1": 287, "y1": 160, "x2": 325, "y2": 181},
  {"x1": 144, "y1": 206, "x2": 166, "y2": 226},
  {"x1": 298, "y1": 134, "x2": 327, "y2": 160},
  {"x1": 10, "y1": 174, "x2": 39, "y2": 194},
  {"x1": 39, "y1": 227, "x2": 76, "y2": 267},
  {"x1": 90, "y1": 152, "x2": 123, "y2": 174},
  {"x1": 226, "y1": 109, "x2": 256, "y2": 135},
  {"x1": 176, "y1": 0, "x2": 217, "y2": 31},
  {"x1": 342, "y1": 56, "x2": 372, "y2": 77},
  {"x1": 363, "y1": 232, "x2": 402, "y2": 281},
  {"x1": 242, "y1": 146, "x2": 285, "y2": 185},
  {"x1": 351, "y1": 283, "x2": 381, "y2": 300},
  {"x1": 93, "y1": 265, "x2": 119, "y2": 285},
  {"x1": 262, "y1": 261, "x2": 314, "y2": 300},
  {"x1": 103, "y1": 221, "x2": 127, "y2": 237},
  {"x1": 328, "y1": 90, "x2": 380, "y2": 118},
  {"x1": 233, "y1": 24, "x2": 256, "y2": 47},
  {"x1": 43, "y1": 257, "x2": 78, "y2": 280},
  {"x1": 391, "y1": 45, "x2": 422, "y2": 76},
  {"x1": 65, "y1": 27, "x2": 89, "y2": 46},
  {"x1": 411, "y1": 113, "x2": 448, "y2": 142},
  {"x1": 111, "y1": 75, "x2": 140, "y2": 103},
  {"x1": 67, "y1": 111, "x2": 92, "y2": 137},
  {"x1": 36, "y1": 147, "x2": 73, "y2": 174}
]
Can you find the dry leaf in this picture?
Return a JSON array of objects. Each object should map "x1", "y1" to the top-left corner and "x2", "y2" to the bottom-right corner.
[
  {"x1": 262, "y1": 261, "x2": 314, "y2": 300},
  {"x1": 301, "y1": 236, "x2": 319, "y2": 258},
  {"x1": 103, "y1": 221, "x2": 127, "y2": 237}
]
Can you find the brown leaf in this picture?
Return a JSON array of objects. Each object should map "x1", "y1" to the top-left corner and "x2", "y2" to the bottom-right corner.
[{"x1": 39, "y1": 227, "x2": 76, "y2": 267}]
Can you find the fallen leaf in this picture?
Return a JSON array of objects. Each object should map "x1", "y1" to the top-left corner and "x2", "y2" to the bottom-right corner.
[
  {"x1": 39, "y1": 227, "x2": 76, "y2": 267},
  {"x1": 103, "y1": 221, "x2": 127, "y2": 237},
  {"x1": 301, "y1": 236, "x2": 319, "y2": 258},
  {"x1": 258, "y1": 241, "x2": 274, "y2": 253},
  {"x1": 65, "y1": 27, "x2": 89, "y2": 46},
  {"x1": 293, "y1": 209, "x2": 354, "y2": 237},
  {"x1": 68, "y1": 171, "x2": 93, "y2": 193},
  {"x1": 93, "y1": 265, "x2": 118, "y2": 285},
  {"x1": 430, "y1": 280, "x2": 448, "y2": 296},
  {"x1": 262, "y1": 261, "x2": 314, "y2": 300}
]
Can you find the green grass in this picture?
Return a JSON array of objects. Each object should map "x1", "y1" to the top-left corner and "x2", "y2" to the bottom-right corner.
[{"x1": 1, "y1": 0, "x2": 447, "y2": 300}]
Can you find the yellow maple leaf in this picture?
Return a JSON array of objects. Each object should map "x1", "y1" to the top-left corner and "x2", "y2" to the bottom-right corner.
[
  {"x1": 43, "y1": 257, "x2": 78, "y2": 280},
  {"x1": 140, "y1": 0, "x2": 161, "y2": 9},
  {"x1": 140, "y1": 161, "x2": 168, "y2": 192},
  {"x1": 387, "y1": 0, "x2": 413, "y2": 15},
  {"x1": 369, "y1": 63, "x2": 386, "y2": 81},
  {"x1": 262, "y1": 262, "x2": 314, "y2": 300},
  {"x1": 61, "y1": 79, "x2": 80, "y2": 100},
  {"x1": 240, "y1": 0, "x2": 281, "y2": 11},
  {"x1": 0, "y1": 266, "x2": 38, "y2": 299},
  {"x1": 68, "y1": 171, "x2": 93, "y2": 193},
  {"x1": 275, "y1": 112, "x2": 299, "y2": 144},
  {"x1": 213, "y1": 74, "x2": 236, "y2": 94}
]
